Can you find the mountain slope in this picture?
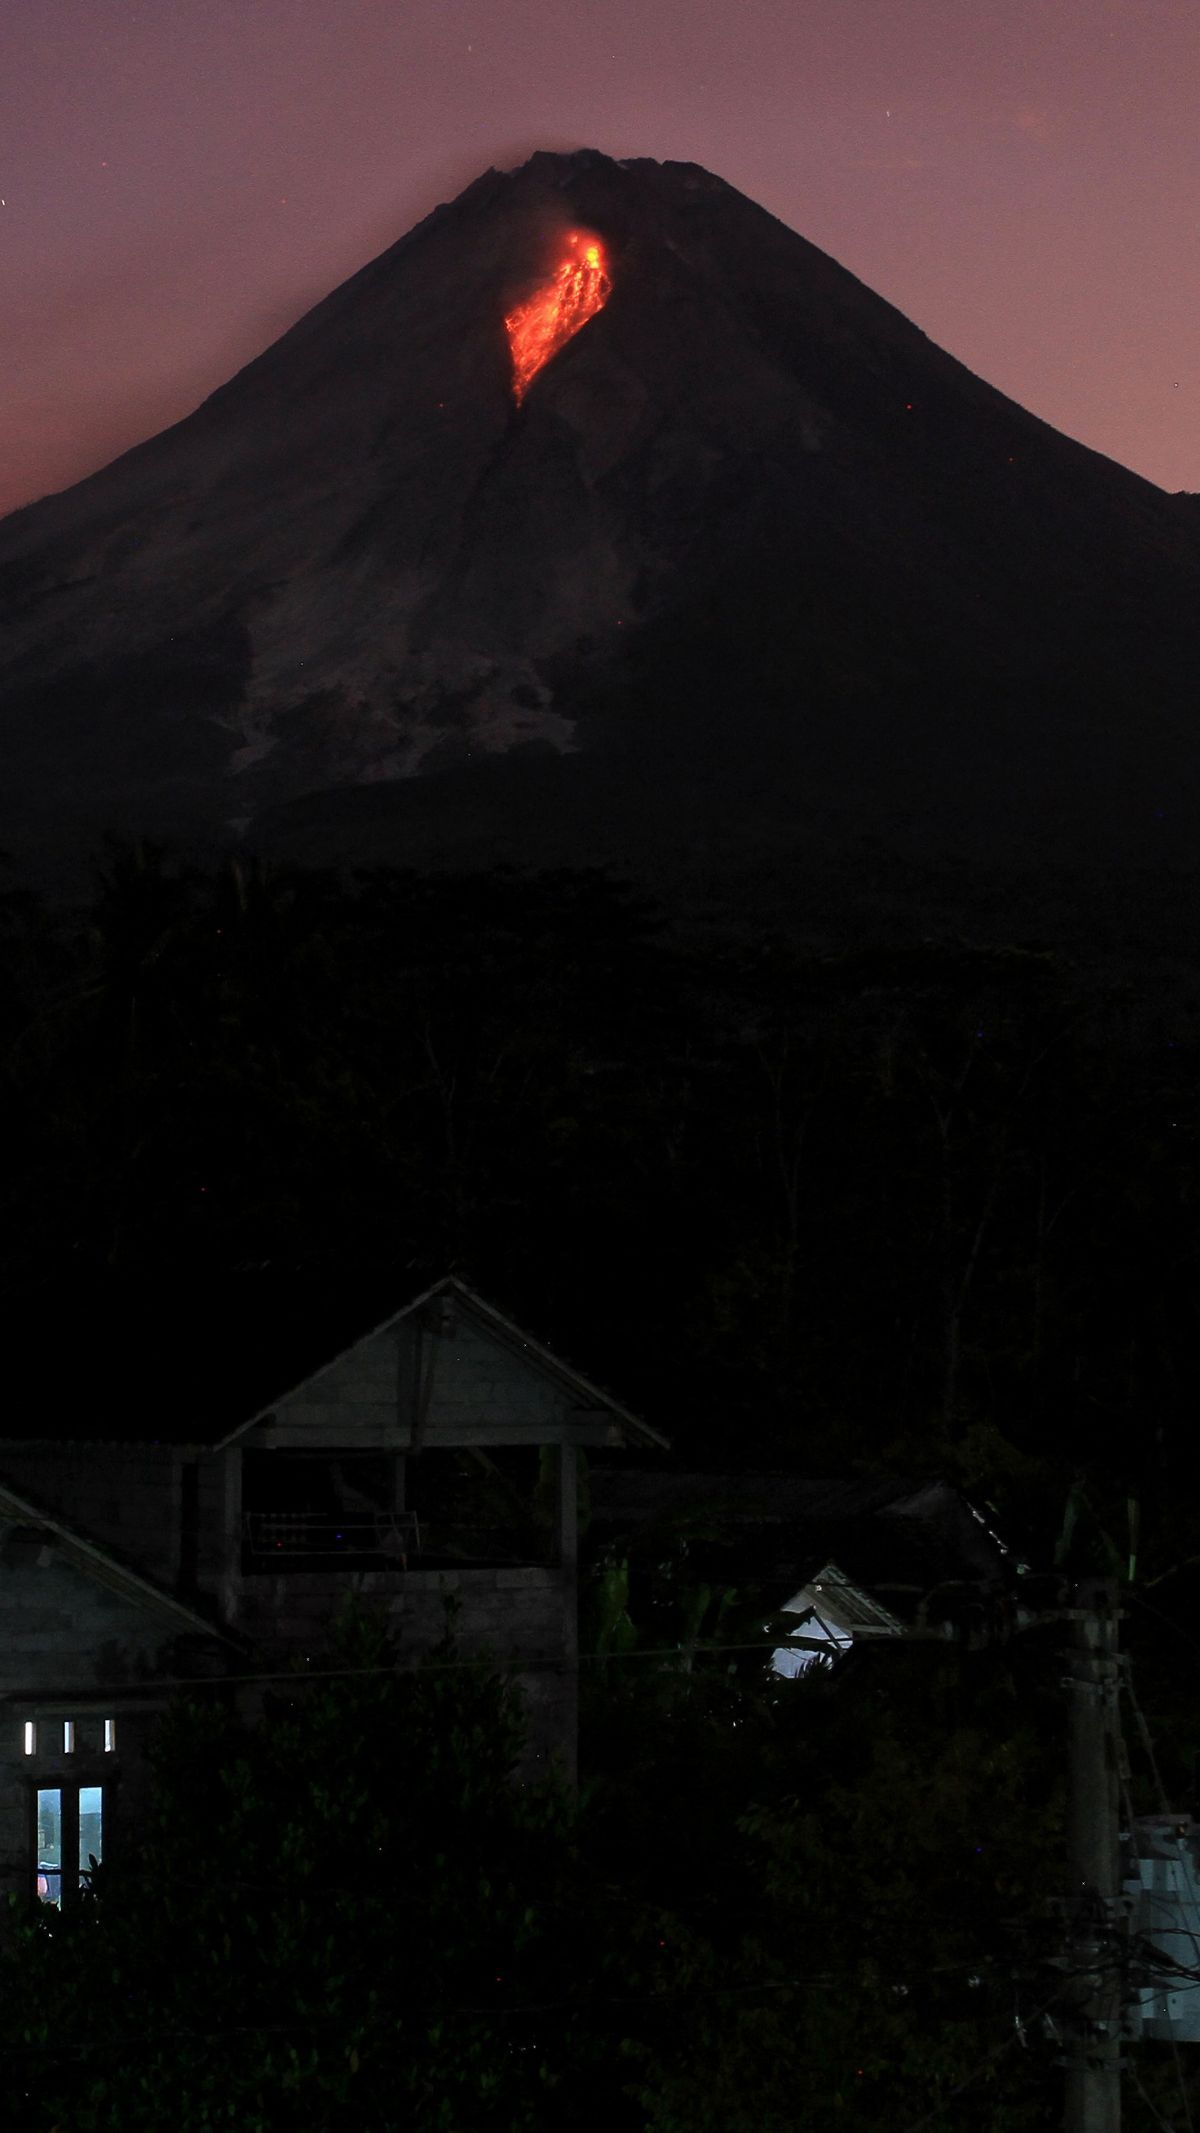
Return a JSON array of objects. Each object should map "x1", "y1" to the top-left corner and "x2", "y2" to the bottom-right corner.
[{"x1": 2, "y1": 148, "x2": 1198, "y2": 936}]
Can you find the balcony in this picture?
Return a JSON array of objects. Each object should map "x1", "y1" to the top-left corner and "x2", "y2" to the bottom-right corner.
[{"x1": 242, "y1": 1510, "x2": 421, "y2": 1571}]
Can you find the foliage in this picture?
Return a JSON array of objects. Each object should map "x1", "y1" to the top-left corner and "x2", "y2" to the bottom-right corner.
[
  {"x1": 580, "y1": 1638, "x2": 1069, "y2": 2132},
  {"x1": 0, "y1": 1606, "x2": 1191, "y2": 2129},
  {"x1": 0, "y1": 1616, "x2": 643, "y2": 2133}
]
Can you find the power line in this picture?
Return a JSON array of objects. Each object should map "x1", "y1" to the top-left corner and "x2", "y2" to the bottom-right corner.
[{"x1": 1, "y1": 1630, "x2": 862, "y2": 1704}]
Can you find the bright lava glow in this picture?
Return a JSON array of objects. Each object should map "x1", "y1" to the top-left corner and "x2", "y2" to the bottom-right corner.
[{"x1": 505, "y1": 231, "x2": 611, "y2": 404}]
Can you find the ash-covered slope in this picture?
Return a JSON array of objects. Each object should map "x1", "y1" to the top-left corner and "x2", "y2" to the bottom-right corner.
[{"x1": 2, "y1": 148, "x2": 1199, "y2": 923}]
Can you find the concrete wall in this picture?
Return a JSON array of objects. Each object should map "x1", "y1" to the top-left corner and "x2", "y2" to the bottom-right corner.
[{"x1": 231, "y1": 1562, "x2": 564, "y2": 1662}]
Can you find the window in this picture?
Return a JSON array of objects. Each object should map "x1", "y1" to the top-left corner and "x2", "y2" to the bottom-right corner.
[
  {"x1": 36, "y1": 1784, "x2": 103, "y2": 1906},
  {"x1": 21, "y1": 1713, "x2": 113, "y2": 1757},
  {"x1": 79, "y1": 1786, "x2": 103, "y2": 1880},
  {"x1": 22, "y1": 1721, "x2": 111, "y2": 1905},
  {"x1": 36, "y1": 1788, "x2": 61, "y2": 1905}
]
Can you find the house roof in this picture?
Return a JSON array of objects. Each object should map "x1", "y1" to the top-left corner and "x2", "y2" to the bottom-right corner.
[
  {"x1": 0, "y1": 1475, "x2": 236, "y2": 1648},
  {"x1": 216, "y1": 1276, "x2": 668, "y2": 1451},
  {"x1": 780, "y1": 1562, "x2": 907, "y2": 1638},
  {"x1": 587, "y1": 1468, "x2": 1012, "y2": 1619}
]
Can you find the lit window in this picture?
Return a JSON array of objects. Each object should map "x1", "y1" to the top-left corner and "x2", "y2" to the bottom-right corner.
[
  {"x1": 35, "y1": 1784, "x2": 102, "y2": 1907},
  {"x1": 63, "y1": 1720, "x2": 75, "y2": 1755},
  {"x1": 103, "y1": 1718, "x2": 116, "y2": 1754},
  {"x1": 78, "y1": 1787, "x2": 103, "y2": 1885},
  {"x1": 36, "y1": 1788, "x2": 61, "y2": 1906},
  {"x1": 23, "y1": 1720, "x2": 35, "y2": 1757}
]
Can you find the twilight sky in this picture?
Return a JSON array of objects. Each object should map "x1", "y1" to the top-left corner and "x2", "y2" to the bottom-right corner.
[{"x1": 2, "y1": 0, "x2": 1197, "y2": 522}]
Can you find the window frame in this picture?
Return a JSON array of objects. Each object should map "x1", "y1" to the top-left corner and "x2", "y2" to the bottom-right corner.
[
  {"x1": 20, "y1": 1713, "x2": 118, "y2": 1907},
  {"x1": 30, "y1": 1777, "x2": 105, "y2": 1907}
]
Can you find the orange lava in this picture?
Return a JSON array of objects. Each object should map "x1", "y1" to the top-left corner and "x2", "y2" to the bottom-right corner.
[{"x1": 505, "y1": 232, "x2": 611, "y2": 403}]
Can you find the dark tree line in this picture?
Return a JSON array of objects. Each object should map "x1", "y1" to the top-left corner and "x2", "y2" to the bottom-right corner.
[
  {"x1": 2, "y1": 843, "x2": 1196, "y2": 1540},
  {"x1": 4, "y1": 846, "x2": 1200, "y2": 2126}
]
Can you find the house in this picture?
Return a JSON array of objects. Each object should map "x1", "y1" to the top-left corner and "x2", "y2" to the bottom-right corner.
[
  {"x1": 585, "y1": 1469, "x2": 1019, "y2": 1670},
  {"x1": 0, "y1": 1276, "x2": 665, "y2": 1911}
]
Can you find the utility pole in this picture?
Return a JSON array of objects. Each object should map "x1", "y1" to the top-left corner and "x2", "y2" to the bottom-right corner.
[{"x1": 1062, "y1": 1576, "x2": 1124, "y2": 2133}]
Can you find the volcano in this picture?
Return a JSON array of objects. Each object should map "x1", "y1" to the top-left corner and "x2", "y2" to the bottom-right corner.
[{"x1": 2, "y1": 148, "x2": 1199, "y2": 946}]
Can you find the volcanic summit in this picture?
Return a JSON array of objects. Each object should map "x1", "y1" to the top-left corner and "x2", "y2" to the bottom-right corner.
[{"x1": 1, "y1": 148, "x2": 1199, "y2": 939}]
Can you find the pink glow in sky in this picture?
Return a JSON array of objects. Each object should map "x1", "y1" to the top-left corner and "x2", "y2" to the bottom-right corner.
[{"x1": 2, "y1": 0, "x2": 1197, "y2": 522}]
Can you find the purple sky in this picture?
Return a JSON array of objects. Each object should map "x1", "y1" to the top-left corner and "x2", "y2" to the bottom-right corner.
[{"x1": 3, "y1": 0, "x2": 1197, "y2": 522}]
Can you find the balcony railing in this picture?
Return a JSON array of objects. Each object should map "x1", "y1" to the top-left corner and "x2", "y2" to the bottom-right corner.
[{"x1": 243, "y1": 1511, "x2": 421, "y2": 1568}]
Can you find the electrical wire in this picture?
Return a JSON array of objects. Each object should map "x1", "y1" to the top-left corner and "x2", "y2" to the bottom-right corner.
[{"x1": 1, "y1": 1631, "x2": 865, "y2": 1705}]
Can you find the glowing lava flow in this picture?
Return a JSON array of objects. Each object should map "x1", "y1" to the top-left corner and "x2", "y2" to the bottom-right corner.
[{"x1": 505, "y1": 232, "x2": 611, "y2": 403}]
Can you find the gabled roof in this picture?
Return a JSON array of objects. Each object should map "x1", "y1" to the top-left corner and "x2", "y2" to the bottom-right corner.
[
  {"x1": 217, "y1": 1275, "x2": 668, "y2": 1450},
  {"x1": 0, "y1": 1476, "x2": 236, "y2": 1647}
]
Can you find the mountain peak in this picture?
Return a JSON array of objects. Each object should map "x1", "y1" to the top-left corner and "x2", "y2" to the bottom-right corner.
[{"x1": 1, "y1": 154, "x2": 1198, "y2": 938}]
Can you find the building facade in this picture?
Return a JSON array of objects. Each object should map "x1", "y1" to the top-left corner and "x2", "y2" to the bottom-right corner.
[{"x1": 0, "y1": 1277, "x2": 664, "y2": 1912}]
